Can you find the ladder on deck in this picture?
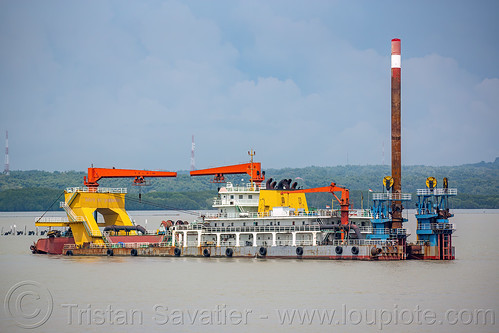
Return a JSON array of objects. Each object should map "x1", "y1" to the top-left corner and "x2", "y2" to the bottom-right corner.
[
  {"x1": 102, "y1": 231, "x2": 113, "y2": 246},
  {"x1": 60, "y1": 202, "x2": 101, "y2": 239},
  {"x1": 439, "y1": 234, "x2": 452, "y2": 260}
]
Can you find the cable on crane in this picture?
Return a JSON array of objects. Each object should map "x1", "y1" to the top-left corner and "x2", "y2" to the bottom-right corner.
[
  {"x1": 35, "y1": 190, "x2": 66, "y2": 223},
  {"x1": 109, "y1": 192, "x2": 202, "y2": 217}
]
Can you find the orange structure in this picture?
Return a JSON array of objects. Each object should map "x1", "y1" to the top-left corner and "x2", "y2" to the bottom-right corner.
[
  {"x1": 282, "y1": 182, "x2": 350, "y2": 225},
  {"x1": 190, "y1": 162, "x2": 265, "y2": 184},
  {"x1": 83, "y1": 168, "x2": 177, "y2": 188}
]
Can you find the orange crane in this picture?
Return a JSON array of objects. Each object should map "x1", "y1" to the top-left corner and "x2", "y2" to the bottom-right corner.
[
  {"x1": 83, "y1": 167, "x2": 177, "y2": 188},
  {"x1": 190, "y1": 162, "x2": 265, "y2": 184},
  {"x1": 282, "y1": 182, "x2": 350, "y2": 226}
]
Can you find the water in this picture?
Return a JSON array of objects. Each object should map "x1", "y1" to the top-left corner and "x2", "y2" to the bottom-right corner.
[{"x1": 0, "y1": 211, "x2": 498, "y2": 332}]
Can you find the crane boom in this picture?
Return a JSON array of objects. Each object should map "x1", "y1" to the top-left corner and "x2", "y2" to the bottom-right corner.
[
  {"x1": 282, "y1": 182, "x2": 350, "y2": 225},
  {"x1": 84, "y1": 168, "x2": 177, "y2": 188},
  {"x1": 190, "y1": 162, "x2": 265, "y2": 184}
]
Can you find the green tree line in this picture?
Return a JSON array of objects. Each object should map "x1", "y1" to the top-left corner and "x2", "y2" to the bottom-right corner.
[{"x1": 0, "y1": 158, "x2": 497, "y2": 211}]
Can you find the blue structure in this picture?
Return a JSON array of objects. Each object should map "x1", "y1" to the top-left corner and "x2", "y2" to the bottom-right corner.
[
  {"x1": 415, "y1": 178, "x2": 457, "y2": 259},
  {"x1": 368, "y1": 189, "x2": 411, "y2": 241}
]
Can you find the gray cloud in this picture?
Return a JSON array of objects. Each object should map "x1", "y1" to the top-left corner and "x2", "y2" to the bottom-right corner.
[{"x1": 0, "y1": 0, "x2": 497, "y2": 171}]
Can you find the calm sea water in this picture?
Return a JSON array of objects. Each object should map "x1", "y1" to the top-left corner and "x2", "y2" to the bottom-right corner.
[{"x1": 0, "y1": 210, "x2": 498, "y2": 333}]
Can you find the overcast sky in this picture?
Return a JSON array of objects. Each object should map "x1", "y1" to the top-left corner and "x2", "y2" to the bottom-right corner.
[{"x1": 1, "y1": 0, "x2": 498, "y2": 172}]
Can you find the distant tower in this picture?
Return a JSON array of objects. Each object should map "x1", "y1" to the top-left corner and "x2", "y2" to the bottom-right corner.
[
  {"x1": 4, "y1": 130, "x2": 9, "y2": 175},
  {"x1": 190, "y1": 135, "x2": 195, "y2": 171}
]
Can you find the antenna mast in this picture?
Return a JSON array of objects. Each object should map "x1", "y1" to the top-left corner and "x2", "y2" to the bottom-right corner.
[
  {"x1": 190, "y1": 135, "x2": 196, "y2": 171},
  {"x1": 4, "y1": 131, "x2": 9, "y2": 176},
  {"x1": 248, "y1": 149, "x2": 256, "y2": 186}
]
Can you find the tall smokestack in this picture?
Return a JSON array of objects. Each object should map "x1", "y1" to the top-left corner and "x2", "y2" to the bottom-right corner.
[{"x1": 391, "y1": 38, "x2": 402, "y2": 228}]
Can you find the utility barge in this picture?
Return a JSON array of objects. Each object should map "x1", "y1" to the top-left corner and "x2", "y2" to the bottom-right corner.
[
  {"x1": 30, "y1": 38, "x2": 457, "y2": 261},
  {"x1": 31, "y1": 165, "x2": 456, "y2": 261}
]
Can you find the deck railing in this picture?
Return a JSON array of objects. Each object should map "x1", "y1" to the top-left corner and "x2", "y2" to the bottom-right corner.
[
  {"x1": 35, "y1": 217, "x2": 69, "y2": 223},
  {"x1": 372, "y1": 193, "x2": 412, "y2": 201},
  {"x1": 204, "y1": 209, "x2": 372, "y2": 220},
  {"x1": 204, "y1": 211, "x2": 327, "y2": 219},
  {"x1": 417, "y1": 223, "x2": 455, "y2": 231},
  {"x1": 223, "y1": 182, "x2": 266, "y2": 192},
  {"x1": 416, "y1": 188, "x2": 457, "y2": 196},
  {"x1": 330, "y1": 239, "x2": 398, "y2": 246},
  {"x1": 174, "y1": 224, "x2": 321, "y2": 233},
  {"x1": 349, "y1": 209, "x2": 373, "y2": 218},
  {"x1": 65, "y1": 187, "x2": 127, "y2": 194},
  {"x1": 88, "y1": 242, "x2": 152, "y2": 249}
]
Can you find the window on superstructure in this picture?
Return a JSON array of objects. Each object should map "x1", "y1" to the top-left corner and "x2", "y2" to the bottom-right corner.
[
  {"x1": 292, "y1": 221, "x2": 295, "y2": 225},
  {"x1": 222, "y1": 223, "x2": 224, "y2": 226},
  {"x1": 243, "y1": 222, "x2": 246, "y2": 226},
  {"x1": 277, "y1": 221, "x2": 280, "y2": 226},
  {"x1": 239, "y1": 195, "x2": 243, "y2": 199},
  {"x1": 230, "y1": 195, "x2": 234, "y2": 199},
  {"x1": 270, "y1": 222, "x2": 273, "y2": 226},
  {"x1": 302, "y1": 221, "x2": 305, "y2": 225},
  {"x1": 248, "y1": 195, "x2": 252, "y2": 199}
]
